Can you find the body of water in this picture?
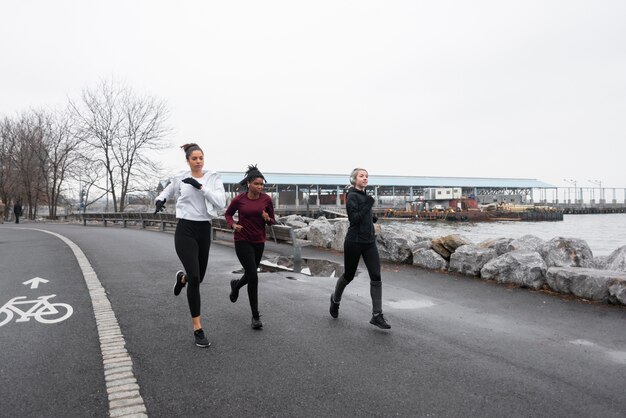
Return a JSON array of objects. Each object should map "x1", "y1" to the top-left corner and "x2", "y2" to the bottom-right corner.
[{"x1": 386, "y1": 213, "x2": 626, "y2": 257}]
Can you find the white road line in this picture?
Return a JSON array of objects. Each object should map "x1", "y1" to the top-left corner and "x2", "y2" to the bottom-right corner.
[{"x1": 32, "y1": 229, "x2": 147, "y2": 417}]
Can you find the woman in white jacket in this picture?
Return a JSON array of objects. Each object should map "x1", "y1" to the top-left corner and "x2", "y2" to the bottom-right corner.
[{"x1": 155, "y1": 143, "x2": 226, "y2": 347}]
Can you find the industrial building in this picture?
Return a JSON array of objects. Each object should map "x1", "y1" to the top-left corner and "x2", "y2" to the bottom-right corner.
[{"x1": 218, "y1": 171, "x2": 555, "y2": 215}]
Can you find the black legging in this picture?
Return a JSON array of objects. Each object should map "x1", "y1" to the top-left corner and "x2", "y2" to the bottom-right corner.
[
  {"x1": 174, "y1": 219, "x2": 212, "y2": 318},
  {"x1": 233, "y1": 241, "x2": 264, "y2": 319},
  {"x1": 344, "y1": 241, "x2": 381, "y2": 283},
  {"x1": 333, "y1": 240, "x2": 384, "y2": 314}
]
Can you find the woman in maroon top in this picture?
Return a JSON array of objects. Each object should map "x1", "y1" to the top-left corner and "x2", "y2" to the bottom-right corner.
[{"x1": 225, "y1": 165, "x2": 276, "y2": 329}]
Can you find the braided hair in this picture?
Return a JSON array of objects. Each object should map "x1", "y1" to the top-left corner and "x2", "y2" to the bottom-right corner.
[{"x1": 239, "y1": 164, "x2": 266, "y2": 188}]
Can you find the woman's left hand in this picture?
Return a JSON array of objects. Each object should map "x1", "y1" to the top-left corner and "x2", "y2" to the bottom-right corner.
[{"x1": 261, "y1": 210, "x2": 271, "y2": 222}]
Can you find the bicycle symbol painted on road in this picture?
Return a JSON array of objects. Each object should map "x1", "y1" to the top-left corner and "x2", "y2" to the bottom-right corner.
[{"x1": 0, "y1": 294, "x2": 73, "y2": 327}]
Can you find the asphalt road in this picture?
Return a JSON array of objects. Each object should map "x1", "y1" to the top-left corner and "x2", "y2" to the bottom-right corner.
[{"x1": 1, "y1": 222, "x2": 625, "y2": 417}]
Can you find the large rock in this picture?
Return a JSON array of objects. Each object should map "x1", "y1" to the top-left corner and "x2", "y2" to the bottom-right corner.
[
  {"x1": 480, "y1": 250, "x2": 547, "y2": 289},
  {"x1": 478, "y1": 237, "x2": 514, "y2": 256},
  {"x1": 605, "y1": 245, "x2": 626, "y2": 272},
  {"x1": 431, "y1": 238, "x2": 451, "y2": 260},
  {"x1": 449, "y1": 245, "x2": 497, "y2": 276},
  {"x1": 440, "y1": 234, "x2": 472, "y2": 253},
  {"x1": 546, "y1": 267, "x2": 626, "y2": 304},
  {"x1": 592, "y1": 255, "x2": 608, "y2": 270},
  {"x1": 507, "y1": 235, "x2": 545, "y2": 252},
  {"x1": 412, "y1": 248, "x2": 448, "y2": 270},
  {"x1": 307, "y1": 217, "x2": 334, "y2": 249},
  {"x1": 377, "y1": 233, "x2": 413, "y2": 263},
  {"x1": 294, "y1": 226, "x2": 310, "y2": 240},
  {"x1": 279, "y1": 215, "x2": 310, "y2": 228},
  {"x1": 376, "y1": 225, "x2": 427, "y2": 264},
  {"x1": 609, "y1": 281, "x2": 626, "y2": 305},
  {"x1": 330, "y1": 220, "x2": 349, "y2": 251},
  {"x1": 539, "y1": 237, "x2": 593, "y2": 268},
  {"x1": 411, "y1": 239, "x2": 432, "y2": 252}
]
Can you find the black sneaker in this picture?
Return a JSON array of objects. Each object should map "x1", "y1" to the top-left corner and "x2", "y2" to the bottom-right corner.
[
  {"x1": 329, "y1": 294, "x2": 339, "y2": 318},
  {"x1": 370, "y1": 313, "x2": 391, "y2": 329},
  {"x1": 251, "y1": 316, "x2": 263, "y2": 330},
  {"x1": 194, "y1": 328, "x2": 211, "y2": 347},
  {"x1": 174, "y1": 270, "x2": 186, "y2": 296},
  {"x1": 229, "y1": 279, "x2": 239, "y2": 303}
]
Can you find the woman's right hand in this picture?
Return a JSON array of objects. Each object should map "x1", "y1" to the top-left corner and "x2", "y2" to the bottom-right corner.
[{"x1": 233, "y1": 223, "x2": 243, "y2": 232}]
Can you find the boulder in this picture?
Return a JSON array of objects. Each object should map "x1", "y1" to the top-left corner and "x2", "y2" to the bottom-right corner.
[
  {"x1": 440, "y1": 234, "x2": 472, "y2": 253},
  {"x1": 411, "y1": 239, "x2": 432, "y2": 252},
  {"x1": 507, "y1": 235, "x2": 545, "y2": 252},
  {"x1": 480, "y1": 250, "x2": 547, "y2": 289},
  {"x1": 377, "y1": 233, "x2": 413, "y2": 263},
  {"x1": 592, "y1": 255, "x2": 608, "y2": 270},
  {"x1": 294, "y1": 226, "x2": 310, "y2": 240},
  {"x1": 609, "y1": 281, "x2": 626, "y2": 305},
  {"x1": 546, "y1": 267, "x2": 626, "y2": 304},
  {"x1": 478, "y1": 237, "x2": 513, "y2": 256},
  {"x1": 431, "y1": 238, "x2": 452, "y2": 260},
  {"x1": 412, "y1": 248, "x2": 448, "y2": 270},
  {"x1": 330, "y1": 220, "x2": 349, "y2": 251},
  {"x1": 539, "y1": 237, "x2": 593, "y2": 268},
  {"x1": 307, "y1": 217, "x2": 334, "y2": 249},
  {"x1": 376, "y1": 225, "x2": 426, "y2": 264},
  {"x1": 279, "y1": 214, "x2": 310, "y2": 227},
  {"x1": 449, "y1": 245, "x2": 497, "y2": 276},
  {"x1": 605, "y1": 245, "x2": 626, "y2": 272}
]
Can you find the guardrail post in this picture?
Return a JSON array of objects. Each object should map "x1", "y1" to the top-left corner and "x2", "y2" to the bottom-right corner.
[{"x1": 289, "y1": 228, "x2": 302, "y2": 273}]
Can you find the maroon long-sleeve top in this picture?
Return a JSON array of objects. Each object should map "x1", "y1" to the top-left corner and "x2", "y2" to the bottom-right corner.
[{"x1": 225, "y1": 192, "x2": 276, "y2": 243}]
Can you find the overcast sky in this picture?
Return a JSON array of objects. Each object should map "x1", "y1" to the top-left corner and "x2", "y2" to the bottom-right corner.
[{"x1": 2, "y1": 1, "x2": 625, "y2": 189}]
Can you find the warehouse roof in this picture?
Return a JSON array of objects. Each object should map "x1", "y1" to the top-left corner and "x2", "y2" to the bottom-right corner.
[{"x1": 218, "y1": 172, "x2": 555, "y2": 189}]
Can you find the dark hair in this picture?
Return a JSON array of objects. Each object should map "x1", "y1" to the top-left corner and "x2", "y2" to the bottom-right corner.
[
  {"x1": 181, "y1": 143, "x2": 203, "y2": 160},
  {"x1": 239, "y1": 164, "x2": 266, "y2": 187}
]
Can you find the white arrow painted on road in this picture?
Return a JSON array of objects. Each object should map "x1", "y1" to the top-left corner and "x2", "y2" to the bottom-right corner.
[{"x1": 22, "y1": 277, "x2": 49, "y2": 289}]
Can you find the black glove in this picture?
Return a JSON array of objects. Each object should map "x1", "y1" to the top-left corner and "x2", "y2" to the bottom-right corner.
[
  {"x1": 366, "y1": 195, "x2": 375, "y2": 205},
  {"x1": 154, "y1": 199, "x2": 166, "y2": 214},
  {"x1": 182, "y1": 177, "x2": 202, "y2": 189}
]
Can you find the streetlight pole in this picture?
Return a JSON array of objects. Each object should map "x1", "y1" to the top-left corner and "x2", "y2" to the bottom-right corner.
[
  {"x1": 588, "y1": 180, "x2": 602, "y2": 204},
  {"x1": 564, "y1": 179, "x2": 577, "y2": 205}
]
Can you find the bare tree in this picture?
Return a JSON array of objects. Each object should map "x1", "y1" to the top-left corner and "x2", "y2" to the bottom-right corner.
[
  {"x1": 37, "y1": 109, "x2": 82, "y2": 219},
  {"x1": 10, "y1": 111, "x2": 48, "y2": 219},
  {"x1": 0, "y1": 116, "x2": 18, "y2": 220},
  {"x1": 70, "y1": 79, "x2": 170, "y2": 212},
  {"x1": 71, "y1": 153, "x2": 108, "y2": 213}
]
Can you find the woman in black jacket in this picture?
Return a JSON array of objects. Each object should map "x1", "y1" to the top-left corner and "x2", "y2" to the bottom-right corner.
[{"x1": 329, "y1": 168, "x2": 391, "y2": 329}]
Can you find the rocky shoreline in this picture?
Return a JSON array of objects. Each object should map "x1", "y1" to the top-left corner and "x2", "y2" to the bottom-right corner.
[{"x1": 280, "y1": 215, "x2": 626, "y2": 307}]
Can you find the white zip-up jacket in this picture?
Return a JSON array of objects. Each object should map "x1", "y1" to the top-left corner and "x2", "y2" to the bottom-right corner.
[{"x1": 156, "y1": 170, "x2": 226, "y2": 221}]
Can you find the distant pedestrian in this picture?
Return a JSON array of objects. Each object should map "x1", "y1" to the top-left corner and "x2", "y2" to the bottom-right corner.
[
  {"x1": 225, "y1": 165, "x2": 276, "y2": 330},
  {"x1": 13, "y1": 200, "x2": 23, "y2": 224},
  {"x1": 155, "y1": 143, "x2": 226, "y2": 348},
  {"x1": 329, "y1": 168, "x2": 391, "y2": 329},
  {"x1": 0, "y1": 199, "x2": 5, "y2": 223}
]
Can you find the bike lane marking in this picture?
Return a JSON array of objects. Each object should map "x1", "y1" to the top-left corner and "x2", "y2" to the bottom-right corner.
[{"x1": 31, "y1": 229, "x2": 147, "y2": 418}]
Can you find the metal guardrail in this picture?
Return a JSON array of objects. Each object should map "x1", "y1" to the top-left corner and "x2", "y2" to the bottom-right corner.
[
  {"x1": 81, "y1": 212, "x2": 178, "y2": 231},
  {"x1": 80, "y1": 212, "x2": 307, "y2": 265}
]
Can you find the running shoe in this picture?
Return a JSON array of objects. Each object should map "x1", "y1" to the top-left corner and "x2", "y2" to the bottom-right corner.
[
  {"x1": 194, "y1": 328, "x2": 211, "y2": 348},
  {"x1": 329, "y1": 294, "x2": 340, "y2": 318},
  {"x1": 174, "y1": 270, "x2": 186, "y2": 296},
  {"x1": 229, "y1": 279, "x2": 239, "y2": 303},
  {"x1": 251, "y1": 316, "x2": 263, "y2": 330},
  {"x1": 370, "y1": 313, "x2": 391, "y2": 329}
]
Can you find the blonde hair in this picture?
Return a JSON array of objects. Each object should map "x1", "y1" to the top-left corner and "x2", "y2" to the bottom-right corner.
[{"x1": 349, "y1": 168, "x2": 368, "y2": 186}]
